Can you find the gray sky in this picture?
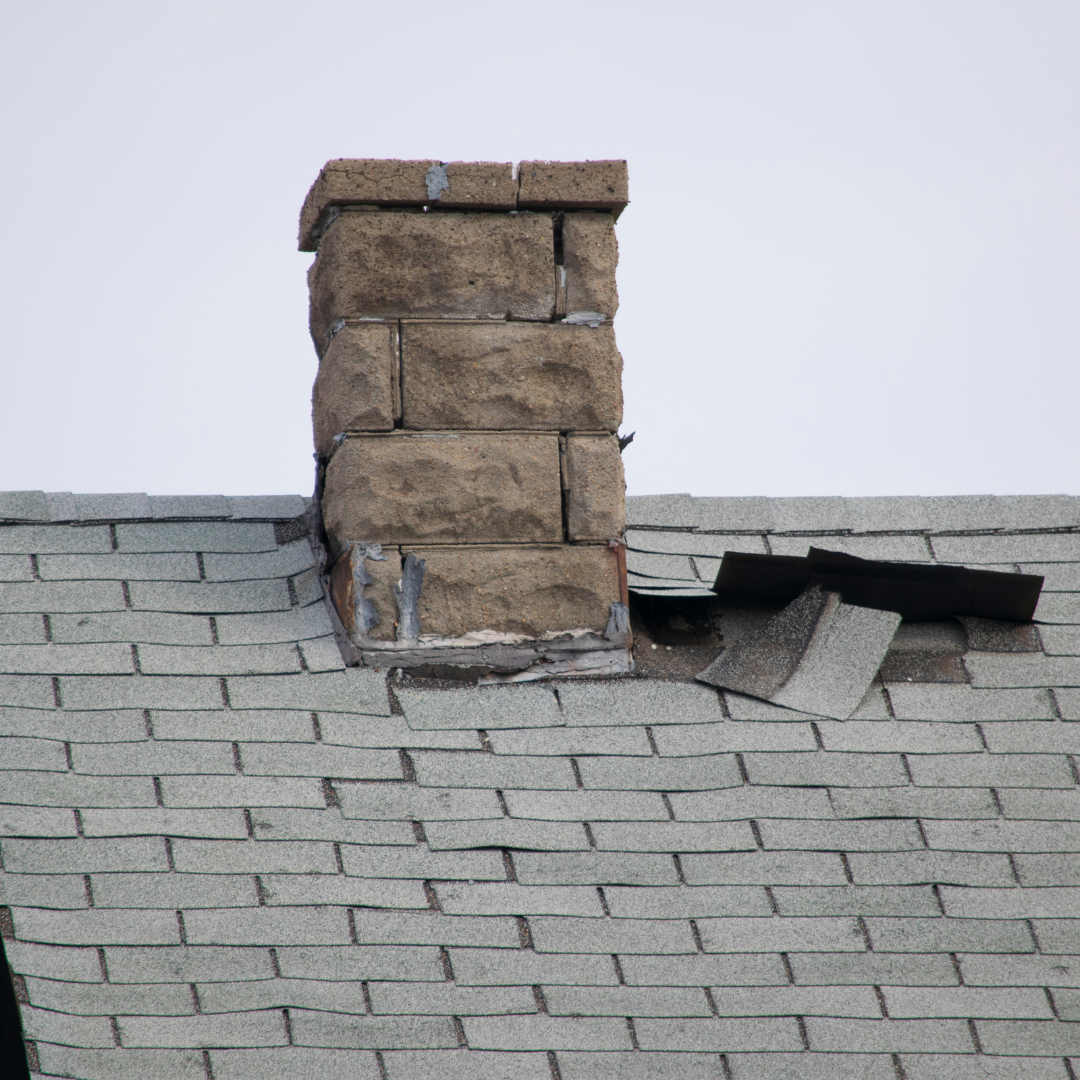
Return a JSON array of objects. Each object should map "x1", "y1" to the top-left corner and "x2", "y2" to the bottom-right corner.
[{"x1": 2, "y1": 1, "x2": 1077, "y2": 499}]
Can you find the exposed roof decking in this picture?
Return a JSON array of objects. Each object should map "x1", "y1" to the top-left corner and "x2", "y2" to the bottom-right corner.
[{"x1": 1, "y1": 494, "x2": 1079, "y2": 1078}]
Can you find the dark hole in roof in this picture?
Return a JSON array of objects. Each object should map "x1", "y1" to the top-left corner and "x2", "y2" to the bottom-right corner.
[{"x1": 713, "y1": 547, "x2": 1044, "y2": 622}]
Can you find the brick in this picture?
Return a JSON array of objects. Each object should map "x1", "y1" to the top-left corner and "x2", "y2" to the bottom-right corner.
[
  {"x1": 816, "y1": 721, "x2": 982, "y2": 754},
  {"x1": 0, "y1": 771, "x2": 155, "y2": 807},
  {"x1": 309, "y1": 211, "x2": 554, "y2": 351},
  {"x1": 773, "y1": 886, "x2": 939, "y2": 917},
  {"x1": 619, "y1": 952, "x2": 788, "y2": 987},
  {"x1": 682, "y1": 852, "x2": 848, "y2": 886},
  {"x1": 0, "y1": 804, "x2": 77, "y2": 838},
  {"x1": 518, "y1": 160, "x2": 628, "y2": 214},
  {"x1": 70, "y1": 739, "x2": 235, "y2": 774},
  {"x1": 90, "y1": 872, "x2": 257, "y2": 909},
  {"x1": 313, "y1": 322, "x2": 396, "y2": 457},
  {"x1": 503, "y1": 789, "x2": 668, "y2": 821},
  {"x1": 336, "y1": 783, "x2": 501, "y2": 822},
  {"x1": 3, "y1": 836, "x2": 168, "y2": 873},
  {"x1": 128, "y1": 579, "x2": 291, "y2": 613},
  {"x1": 563, "y1": 434, "x2": 625, "y2": 541},
  {"x1": 79, "y1": 808, "x2": 248, "y2": 838},
  {"x1": 160, "y1": 775, "x2": 325, "y2": 809},
  {"x1": 958, "y1": 953, "x2": 1080, "y2": 987},
  {"x1": 118, "y1": 1010, "x2": 287, "y2": 1048},
  {"x1": 865, "y1": 917, "x2": 1034, "y2": 953},
  {"x1": 561, "y1": 213, "x2": 619, "y2": 320},
  {"x1": 51, "y1": 610, "x2": 214, "y2": 645},
  {"x1": 725, "y1": 1052, "x2": 898, "y2": 1080},
  {"x1": 0, "y1": 872, "x2": 87, "y2": 908},
  {"x1": 116, "y1": 521, "x2": 276, "y2": 553},
  {"x1": 397, "y1": 683, "x2": 560, "y2": 731},
  {"x1": 634, "y1": 1016, "x2": 800, "y2": 1052},
  {"x1": 341, "y1": 846, "x2": 505, "y2": 881},
  {"x1": 448, "y1": 948, "x2": 618, "y2": 986},
  {"x1": 975, "y1": 1018, "x2": 1080, "y2": 1055},
  {"x1": 236, "y1": 743, "x2": 401, "y2": 779},
  {"x1": 529, "y1": 915, "x2": 696, "y2": 954},
  {"x1": 400, "y1": 321, "x2": 623, "y2": 432},
  {"x1": 708, "y1": 984, "x2": 880, "y2": 1017},
  {"x1": 590, "y1": 820, "x2": 756, "y2": 852},
  {"x1": 513, "y1": 851, "x2": 678, "y2": 886},
  {"x1": 922, "y1": 819, "x2": 1080, "y2": 852},
  {"x1": 21, "y1": 1004, "x2": 115, "y2": 1046},
  {"x1": 249, "y1": 809, "x2": 413, "y2": 846},
  {"x1": 1014, "y1": 854, "x2": 1080, "y2": 886},
  {"x1": 24, "y1": 973, "x2": 189, "y2": 1016},
  {"x1": 381, "y1": 1049, "x2": 548, "y2": 1080},
  {"x1": 425, "y1": 818, "x2": 588, "y2": 851},
  {"x1": 940, "y1": 886, "x2": 1080, "y2": 919},
  {"x1": 886, "y1": 685, "x2": 1055, "y2": 721},
  {"x1": 788, "y1": 952, "x2": 958, "y2": 987},
  {"x1": 213, "y1": 605, "x2": 335, "y2": 646},
  {"x1": 368, "y1": 982, "x2": 536, "y2": 1016},
  {"x1": 34, "y1": 1046, "x2": 208, "y2": 1080},
  {"x1": 831, "y1": 787, "x2": 998, "y2": 820},
  {"x1": 463, "y1": 1014, "x2": 632, "y2": 1051},
  {"x1": 603, "y1": 885, "x2": 769, "y2": 918},
  {"x1": 3, "y1": 940, "x2": 102, "y2": 982},
  {"x1": 59, "y1": 674, "x2": 224, "y2": 711},
  {"x1": 273, "y1": 944, "x2": 443, "y2": 981},
  {"x1": 742, "y1": 751, "x2": 906, "y2": 786},
  {"x1": 558, "y1": 680, "x2": 722, "y2": 727},
  {"x1": 983, "y1": 720, "x2": 1080, "y2": 753},
  {"x1": 489, "y1": 726, "x2": 652, "y2": 757},
  {"x1": 673, "y1": 787, "x2": 836, "y2": 822},
  {"x1": 653, "y1": 721, "x2": 817, "y2": 755},
  {"x1": 136, "y1": 643, "x2": 303, "y2": 676},
  {"x1": 171, "y1": 838, "x2": 337, "y2": 874},
  {"x1": 224, "y1": 670, "x2": 390, "y2": 715},
  {"x1": 544, "y1": 985, "x2": 710, "y2": 1017},
  {"x1": 412, "y1": 750, "x2": 575, "y2": 790},
  {"x1": 353, "y1": 910, "x2": 518, "y2": 948},
  {"x1": 577, "y1": 754, "x2": 741, "y2": 791},
  {"x1": 760, "y1": 819, "x2": 924, "y2": 852},
  {"x1": 184, "y1": 906, "x2": 351, "y2": 946},
  {"x1": 324, "y1": 433, "x2": 562, "y2": 549},
  {"x1": 882, "y1": 985, "x2": 1052, "y2": 1019},
  {"x1": 13, "y1": 906, "x2": 180, "y2": 945},
  {"x1": 0, "y1": 579, "x2": 125, "y2": 613},
  {"x1": 848, "y1": 852, "x2": 1016, "y2": 887},
  {"x1": 403, "y1": 544, "x2": 620, "y2": 638},
  {"x1": 211, "y1": 1048, "x2": 381, "y2": 1080},
  {"x1": 805, "y1": 1017, "x2": 972, "y2": 1052},
  {"x1": 698, "y1": 916, "x2": 866, "y2": 953}
]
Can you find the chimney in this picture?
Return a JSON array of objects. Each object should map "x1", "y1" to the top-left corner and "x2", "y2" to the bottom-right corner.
[{"x1": 302, "y1": 159, "x2": 631, "y2": 676}]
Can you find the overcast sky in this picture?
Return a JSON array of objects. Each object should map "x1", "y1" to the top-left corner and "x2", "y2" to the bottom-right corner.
[{"x1": 2, "y1": 1, "x2": 1077, "y2": 500}]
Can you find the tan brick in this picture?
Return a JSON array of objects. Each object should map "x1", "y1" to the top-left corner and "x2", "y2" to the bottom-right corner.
[
  {"x1": 518, "y1": 160, "x2": 629, "y2": 216},
  {"x1": 309, "y1": 212, "x2": 555, "y2": 352},
  {"x1": 563, "y1": 213, "x2": 619, "y2": 321},
  {"x1": 563, "y1": 434, "x2": 626, "y2": 541},
  {"x1": 322, "y1": 433, "x2": 563, "y2": 555},
  {"x1": 328, "y1": 544, "x2": 401, "y2": 641},
  {"x1": 403, "y1": 544, "x2": 620, "y2": 637},
  {"x1": 400, "y1": 322, "x2": 622, "y2": 432},
  {"x1": 312, "y1": 322, "x2": 397, "y2": 457},
  {"x1": 299, "y1": 159, "x2": 437, "y2": 251},
  {"x1": 439, "y1": 162, "x2": 517, "y2": 209}
]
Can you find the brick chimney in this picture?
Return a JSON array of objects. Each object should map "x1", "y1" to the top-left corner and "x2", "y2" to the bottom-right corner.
[{"x1": 301, "y1": 159, "x2": 630, "y2": 676}]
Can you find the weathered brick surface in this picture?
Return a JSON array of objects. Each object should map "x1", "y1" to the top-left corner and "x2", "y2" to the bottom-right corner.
[
  {"x1": 563, "y1": 433, "x2": 625, "y2": 541},
  {"x1": 438, "y1": 161, "x2": 517, "y2": 209},
  {"x1": 402, "y1": 544, "x2": 620, "y2": 637},
  {"x1": 312, "y1": 323, "x2": 397, "y2": 456},
  {"x1": 517, "y1": 160, "x2": 629, "y2": 215},
  {"x1": 400, "y1": 322, "x2": 622, "y2": 432},
  {"x1": 322, "y1": 434, "x2": 562, "y2": 553},
  {"x1": 562, "y1": 213, "x2": 619, "y2": 320},
  {"x1": 309, "y1": 212, "x2": 554, "y2": 352}
]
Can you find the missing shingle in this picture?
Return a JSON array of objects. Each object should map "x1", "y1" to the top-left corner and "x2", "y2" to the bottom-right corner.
[
  {"x1": 275, "y1": 518, "x2": 307, "y2": 545},
  {"x1": 83, "y1": 874, "x2": 94, "y2": 907},
  {"x1": 440, "y1": 946, "x2": 455, "y2": 981}
]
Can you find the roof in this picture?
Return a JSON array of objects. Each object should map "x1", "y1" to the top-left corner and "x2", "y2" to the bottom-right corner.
[{"x1": 1, "y1": 490, "x2": 1079, "y2": 1079}]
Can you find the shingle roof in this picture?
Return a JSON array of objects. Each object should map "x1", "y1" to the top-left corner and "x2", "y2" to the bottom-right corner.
[{"x1": 2, "y1": 491, "x2": 1079, "y2": 1078}]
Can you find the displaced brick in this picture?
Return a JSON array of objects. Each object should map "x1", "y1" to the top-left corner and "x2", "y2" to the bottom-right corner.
[
  {"x1": 313, "y1": 323, "x2": 398, "y2": 457},
  {"x1": 323, "y1": 434, "x2": 562, "y2": 552},
  {"x1": 404, "y1": 544, "x2": 620, "y2": 638},
  {"x1": 563, "y1": 433, "x2": 625, "y2": 541},
  {"x1": 517, "y1": 160, "x2": 629, "y2": 215},
  {"x1": 562, "y1": 213, "x2": 619, "y2": 320},
  {"x1": 400, "y1": 322, "x2": 623, "y2": 432},
  {"x1": 309, "y1": 211, "x2": 554, "y2": 351}
]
